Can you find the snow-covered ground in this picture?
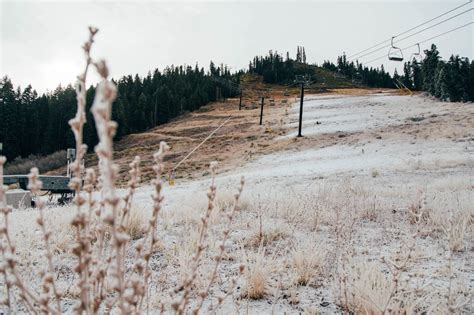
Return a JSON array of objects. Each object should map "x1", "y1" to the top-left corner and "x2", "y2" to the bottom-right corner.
[
  {"x1": 125, "y1": 92, "x2": 473, "y2": 313},
  {"x1": 147, "y1": 93, "x2": 473, "y2": 209},
  {"x1": 4, "y1": 92, "x2": 473, "y2": 313},
  {"x1": 167, "y1": 93, "x2": 473, "y2": 313}
]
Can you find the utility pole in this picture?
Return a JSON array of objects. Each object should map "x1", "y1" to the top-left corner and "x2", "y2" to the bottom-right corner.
[
  {"x1": 298, "y1": 82, "x2": 304, "y2": 137},
  {"x1": 154, "y1": 93, "x2": 158, "y2": 127},
  {"x1": 293, "y1": 74, "x2": 312, "y2": 138},
  {"x1": 259, "y1": 97, "x2": 264, "y2": 125},
  {"x1": 239, "y1": 90, "x2": 242, "y2": 110}
]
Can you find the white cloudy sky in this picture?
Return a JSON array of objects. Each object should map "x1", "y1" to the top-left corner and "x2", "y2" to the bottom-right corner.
[{"x1": 1, "y1": 0, "x2": 472, "y2": 93}]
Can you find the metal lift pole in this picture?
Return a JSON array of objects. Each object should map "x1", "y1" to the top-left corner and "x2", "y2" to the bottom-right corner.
[
  {"x1": 239, "y1": 90, "x2": 242, "y2": 110},
  {"x1": 298, "y1": 82, "x2": 305, "y2": 137}
]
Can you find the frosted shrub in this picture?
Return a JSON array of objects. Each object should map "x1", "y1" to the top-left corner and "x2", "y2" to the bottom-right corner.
[{"x1": 0, "y1": 27, "x2": 244, "y2": 314}]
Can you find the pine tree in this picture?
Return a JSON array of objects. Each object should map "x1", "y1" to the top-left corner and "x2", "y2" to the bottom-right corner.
[
  {"x1": 422, "y1": 44, "x2": 440, "y2": 94},
  {"x1": 468, "y1": 60, "x2": 474, "y2": 101},
  {"x1": 128, "y1": 93, "x2": 147, "y2": 133},
  {"x1": 458, "y1": 57, "x2": 471, "y2": 101},
  {"x1": 84, "y1": 86, "x2": 98, "y2": 151},
  {"x1": 155, "y1": 84, "x2": 172, "y2": 124},
  {"x1": 411, "y1": 59, "x2": 423, "y2": 91},
  {"x1": 112, "y1": 97, "x2": 127, "y2": 139},
  {"x1": 210, "y1": 61, "x2": 218, "y2": 76},
  {"x1": 0, "y1": 77, "x2": 21, "y2": 160},
  {"x1": 393, "y1": 69, "x2": 400, "y2": 83},
  {"x1": 21, "y1": 85, "x2": 40, "y2": 156},
  {"x1": 402, "y1": 61, "x2": 412, "y2": 88},
  {"x1": 433, "y1": 62, "x2": 449, "y2": 100}
]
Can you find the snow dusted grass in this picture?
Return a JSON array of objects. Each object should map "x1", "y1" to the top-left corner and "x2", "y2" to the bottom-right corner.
[
  {"x1": 1, "y1": 163, "x2": 472, "y2": 313},
  {"x1": 241, "y1": 246, "x2": 269, "y2": 300},
  {"x1": 3, "y1": 147, "x2": 473, "y2": 313},
  {"x1": 290, "y1": 241, "x2": 327, "y2": 287},
  {"x1": 2, "y1": 178, "x2": 474, "y2": 313}
]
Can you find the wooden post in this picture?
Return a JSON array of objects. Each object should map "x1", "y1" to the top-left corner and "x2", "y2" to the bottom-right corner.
[
  {"x1": 239, "y1": 90, "x2": 242, "y2": 110},
  {"x1": 259, "y1": 97, "x2": 264, "y2": 125},
  {"x1": 154, "y1": 93, "x2": 158, "y2": 126},
  {"x1": 297, "y1": 82, "x2": 304, "y2": 137}
]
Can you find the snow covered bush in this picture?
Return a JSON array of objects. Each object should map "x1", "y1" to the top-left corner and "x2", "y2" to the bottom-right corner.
[{"x1": 0, "y1": 27, "x2": 244, "y2": 314}]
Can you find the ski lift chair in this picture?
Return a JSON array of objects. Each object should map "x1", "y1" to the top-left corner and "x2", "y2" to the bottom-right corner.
[
  {"x1": 388, "y1": 36, "x2": 404, "y2": 62},
  {"x1": 410, "y1": 43, "x2": 423, "y2": 64}
]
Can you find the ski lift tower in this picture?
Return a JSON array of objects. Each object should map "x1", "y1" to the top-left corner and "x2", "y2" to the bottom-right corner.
[
  {"x1": 256, "y1": 88, "x2": 269, "y2": 125},
  {"x1": 294, "y1": 74, "x2": 313, "y2": 137}
]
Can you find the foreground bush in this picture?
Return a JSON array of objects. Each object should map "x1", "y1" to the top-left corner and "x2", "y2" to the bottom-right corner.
[{"x1": 0, "y1": 27, "x2": 244, "y2": 314}]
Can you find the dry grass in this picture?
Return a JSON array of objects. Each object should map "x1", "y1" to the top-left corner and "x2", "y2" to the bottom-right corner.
[
  {"x1": 241, "y1": 246, "x2": 268, "y2": 300},
  {"x1": 345, "y1": 261, "x2": 395, "y2": 313},
  {"x1": 124, "y1": 207, "x2": 147, "y2": 240},
  {"x1": 291, "y1": 242, "x2": 326, "y2": 286},
  {"x1": 51, "y1": 222, "x2": 75, "y2": 255},
  {"x1": 2, "y1": 170, "x2": 471, "y2": 313},
  {"x1": 344, "y1": 260, "x2": 427, "y2": 314},
  {"x1": 408, "y1": 189, "x2": 428, "y2": 224},
  {"x1": 443, "y1": 209, "x2": 471, "y2": 253},
  {"x1": 244, "y1": 225, "x2": 287, "y2": 248},
  {"x1": 236, "y1": 182, "x2": 471, "y2": 313},
  {"x1": 214, "y1": 190, "x2": 239, "y2": 212}
]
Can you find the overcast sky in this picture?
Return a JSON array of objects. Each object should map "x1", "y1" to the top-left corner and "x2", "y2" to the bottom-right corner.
[{"x1": 1, "y1": 0, "x2": 473, "y2": 93}]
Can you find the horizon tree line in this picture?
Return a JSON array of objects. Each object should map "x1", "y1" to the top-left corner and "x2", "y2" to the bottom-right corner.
[
  {"x1": 321, "y1": 44, "x2": 474, "y2": 100},
  {"x1": 398, "y1": 44, "x2": 474, "y2": 102},
  {"x1": 1, "y1": 44, "x2": 472, "y2": 163},
  {"x1": 0, "y1": 63, "x2": 238, "y2": 162}
]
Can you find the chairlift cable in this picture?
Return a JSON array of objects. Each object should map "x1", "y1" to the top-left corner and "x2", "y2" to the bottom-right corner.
[
  {"x1": 352, "y1": 7, "x2": 473, "y2": 62},
  {"x1": 172, "y1": 115, "x2": 233, "y2": 172},
  {"x1": 347, "y1": 0, "x2": 472, "y2": 59},
  {"x1": 361, "y1": 22, "x2": 473, "y2": 66}
]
